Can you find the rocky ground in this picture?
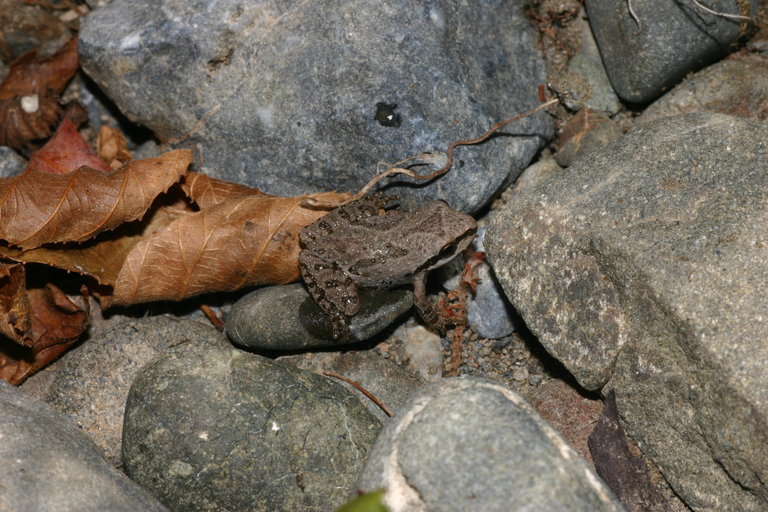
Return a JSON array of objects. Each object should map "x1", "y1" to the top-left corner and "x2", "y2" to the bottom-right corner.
[{"x1": 2, "y1": 0, "x2": 768, "y2": 511}]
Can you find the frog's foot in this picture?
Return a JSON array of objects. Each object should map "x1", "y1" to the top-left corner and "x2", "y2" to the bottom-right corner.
[
  {"x1": 330, "y1": 312, "x2": 352, "y2": 341},
  {"x1": 412, "y1": 271, "x2": 448, "y2": 333}
]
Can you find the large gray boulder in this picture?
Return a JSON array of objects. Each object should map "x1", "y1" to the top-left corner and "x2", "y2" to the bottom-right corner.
[
  {"x1": 123, "y1": 338, "x2": 381, "y2": 512},
  {"x1": 486, "y1": 113, "x2": 768, "y2": 510},
  {"x1": 78, "y1": 0, "x2": 552, "y2": 213}
]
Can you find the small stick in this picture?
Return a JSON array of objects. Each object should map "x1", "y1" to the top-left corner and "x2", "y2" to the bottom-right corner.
[
  {"x1": 348, "y1": 98, "x2": 558, "y2": 202},
  {"x1": 304, "y1": 98, "x2": 558, "y2": 208},
  {"x1": 323, "y1": 371, "x2": 394, "y2": 417},
  {"x1": 688, "y1": 0, "x2": 755, "y2": 23},
  {"x1": 200, "y1": 304, "x2": 225, "y2": 331},
  {"x1": 627, "y1": 0, "x2": 642, "y2": 32}
]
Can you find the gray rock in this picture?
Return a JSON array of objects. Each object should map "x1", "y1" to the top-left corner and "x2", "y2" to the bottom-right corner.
[
  {"x1": 585, "y1": 0, "x2": 754, "y2": 103},
  {"x1": 279, "y1": 349, "x2": 425, "y2": 423},
  {"x1": 486, "y1": 113, "x2": 768, "y2": 510},
  {"x1": 568, "y1": 51, "x2": 622, "y2": 115},
  {"x1": 226, "y1": 282, "x2": 413, "y2": 350},
  {"x1": 0, "y1": 380, "x2": 167, "y2": 512},
  {"x1": 547, "y1": 7, "x2": 622, "y2": 116},
  {"x1": 509, "y1": 154, "x2": 564, "y2": 196},
  {"x1": 78, "y1": 0, "x2": 552, "y2": 214},
  {"x1": 32, "y1": 316, "x2": 227, "y2": 466},
  {"x1": 123, "y1": 339, "x2": 381, "y2": 512},
  {"x1": 357, "y1": 377, "x2": 623, "y2": 512},
  {"x1": 555, "y1": 109, "x2": 623, "y2": 167},
  {"x1": 0, "y1": 146, "x2": 25, "y2": 177},
  {"x1": 638, "y1": 53, "x2": 768, "y2": 124}
]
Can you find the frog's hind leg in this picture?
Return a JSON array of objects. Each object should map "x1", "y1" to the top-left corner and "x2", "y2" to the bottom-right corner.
[{"x1": 299, "y1": 251, "x2": 360, "y2": 340}]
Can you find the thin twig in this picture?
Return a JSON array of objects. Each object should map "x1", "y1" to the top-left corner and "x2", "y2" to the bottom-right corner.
[
  {"x1": 348, "y1": 98, "x2": 558, "y2": 202},
  {"x1": 688, "y1": 0, "x2": 755, "y2": 23},
  {"x1": 323, "y1": 371, "x2": 394, "y2": 417},
  {"x1": 628, "y1": 0, "x2": 756, "y2": 33},
  {"x1": 303, "y1": 98, "x2": 558, "y2": 208},
  {"x1": 200, "y1": 304, "x2": 225, "y2": 331},
  {"x1": 627, "y1": 0, "x2": 642, "y2": 32}
]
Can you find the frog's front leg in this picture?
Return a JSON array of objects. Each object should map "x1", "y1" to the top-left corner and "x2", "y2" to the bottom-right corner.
[
  {"x1": 412, "y1": 271, "x2": 447, "y2": 333},
  {"x1": 299, "y1": 251, "x2": 360, "y2": 340}
]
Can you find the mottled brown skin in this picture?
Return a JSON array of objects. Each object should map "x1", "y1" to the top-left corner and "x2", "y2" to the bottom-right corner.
[{"x1": 299, "y1": 193, "x2": 477, "y2": 340}]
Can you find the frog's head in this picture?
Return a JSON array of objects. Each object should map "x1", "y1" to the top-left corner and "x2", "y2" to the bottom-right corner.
[{"x1": 420, "y1": 200, "x2": 477, "y2": 272}]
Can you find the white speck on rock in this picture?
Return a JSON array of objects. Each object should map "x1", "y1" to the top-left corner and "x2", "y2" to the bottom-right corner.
[
  {"x1": 428, "y1": 5, "x2": 445, "y2": 29},
  {"x1": 255, "y1": 104, "x2": 274, "y2": 129},
  {"x1": 119, "y1": 32, "x2": 141, "y2": 50}
]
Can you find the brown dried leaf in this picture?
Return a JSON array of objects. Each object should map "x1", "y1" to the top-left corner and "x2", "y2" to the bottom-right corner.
[
  {"x1": 0, "y1": 277, "x2": 89, "y2": 386},
  {"x1": 97, "y1": 124, "x2": 132, "y2": 170},
  {"x1": 0, "y1": 262, "x2": 31, "y2": 344},
  {"x1": 0, "y1": 148, "x2": 192, "y2": 249},
  {"x1": 0, "y1": 176, "x2": 349, "y2": 307},
  {"x1": 108, "y1": 183, "x2": 349, "y2": 306},
  {"x1": 0, "y1": 37, "x2": 78, "y2": 148}
]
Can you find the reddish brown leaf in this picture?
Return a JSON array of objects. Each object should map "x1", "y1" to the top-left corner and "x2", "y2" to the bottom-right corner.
[
  {"x1": 109, "y1": 188, "x2": 348, "y2": 305},
  {"x1": 0, "y1": 148, "x2": 192, "y2": 249},
  {"x1": 0, "y1": 278, "x2": 89, "y2": 386},
  {"x1": 27, "y1": 118, "x2": 113, "y2": 174},
  {"x1": 0, "y1": 262, "x2": 31, "y2": 344},
  {"x1": 0, "y1": 37, "x2": 78, "y2": 148}
]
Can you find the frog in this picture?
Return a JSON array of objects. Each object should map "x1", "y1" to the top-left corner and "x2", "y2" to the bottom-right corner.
[{"x1": 299, "y1": 192, "x2": 477, "y2": 340}]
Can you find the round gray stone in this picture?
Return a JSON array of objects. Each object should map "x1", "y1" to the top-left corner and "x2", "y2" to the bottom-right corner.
[
  {"x1": 123, "y1": 339, "x2": 381, "y2": 512},
  {"x1": 226, "y1": 282, "x2": 413, "y2": 350},
  {"x1": 357, "y1": 377, "x2": 622, "y2": 512}
]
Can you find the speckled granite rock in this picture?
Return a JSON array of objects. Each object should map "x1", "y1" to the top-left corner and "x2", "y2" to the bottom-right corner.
[
  {"x1": 486, "y1": 113, "x2": 768, "y2": 510},
  {"x1": 123, "y1": 338, "x2": 381, "y2": 512},
  {"x1": 78, "y1": 0, "x2": 552, "y2": 213},
  {"x1": 638, "y1": 53, "x2": 768, "y2": 124}
]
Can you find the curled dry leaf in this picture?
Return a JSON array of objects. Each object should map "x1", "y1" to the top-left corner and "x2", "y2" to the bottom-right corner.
[
  {"x1": 0, "y1": 172, "x2": 349, "y2": 307},
  {"x1": 0, "y1": 37, "x2": 78, "y2": 148},
  {"x1": 0, "y1": 265, "x2": 89, "y2": 385},
  {"x1": 109, "y1": 178, "x2": 348, "y2": 306},
  {"x1": 27, "y1": 118, "x2": 113, "y2": 174},
  {"x1": 97, "y1": 124, "x2": 132, "y2": 169},
  {"x1": 0, "y1": 262, "x2": 30, "y2": 344},
  {"x1": 0, "y1": 145, "x2": 192, "y2": 249}
]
